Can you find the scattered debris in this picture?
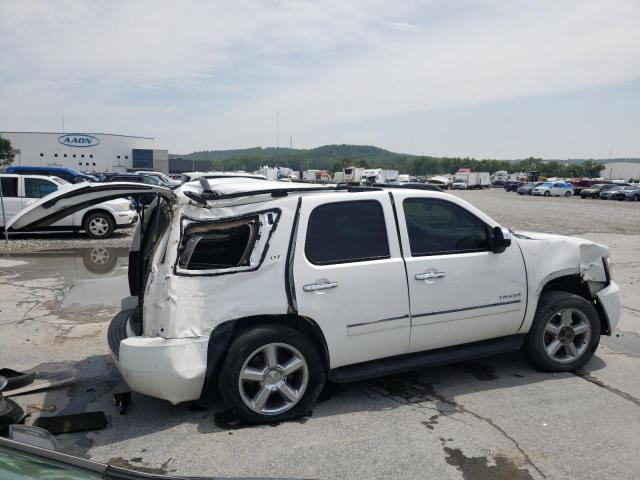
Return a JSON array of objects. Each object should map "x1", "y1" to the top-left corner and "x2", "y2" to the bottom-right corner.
[
  {"x1": 33, "y1": 411, "x2": 107, "y2": 435},
  {"x1": 26, "y1": 404, "x2": 57, "y2": 415},
  {"x1": 0, "y1": 376, "x2": 25, "y2": 434},
  {"x1": 0, "y1": 368, "x2": 36, "y2": 390},
  {"x1": 113, "y1": 391, "x2": 131, "y2": 415},
  {"x1": 4, "y1": 377, "x2": 75, "y2": 397}
]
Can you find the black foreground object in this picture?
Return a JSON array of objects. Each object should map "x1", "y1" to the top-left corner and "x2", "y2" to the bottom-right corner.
[
  {"x1": 33, "y1": 411, "x2": 107, "y2": 434},
  {"x1": 0, "y1": 368, "x2": 36, "y2": 391},
  {"x1": 0, "y1": 376, "x2": 25, "y2": 434},
  {"x1": 113, "y1": 392, "x2": 131, "y2": 415}
]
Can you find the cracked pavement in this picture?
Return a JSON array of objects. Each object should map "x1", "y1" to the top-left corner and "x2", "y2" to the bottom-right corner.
[{"x1": 0, "y1": 190, "x2": 639, "y2": 479}]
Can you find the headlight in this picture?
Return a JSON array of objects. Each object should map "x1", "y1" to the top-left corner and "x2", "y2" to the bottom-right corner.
[{"x1": 117, "y1": 203, "x2": 132, "y2": 212}]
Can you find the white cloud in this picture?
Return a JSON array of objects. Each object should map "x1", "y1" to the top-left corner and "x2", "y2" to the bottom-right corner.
[{"x1": 0, "y1": 0, "x2": 638, "y2": 154}]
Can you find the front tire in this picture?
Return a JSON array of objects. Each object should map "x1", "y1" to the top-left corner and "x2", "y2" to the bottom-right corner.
[
  {"x1": 524, "y1": 291, "x2": 600, "y2": 372},
  {"x1": 83, "y1": 212, "x2": 115, "y2": 239},
  {"x1": 218, "y1": 325, "x2": 326, "y2": 423},
  {"x1": 565, "y1": 191, "x2": 571, "y2": 197},
  {"x1": 544, "y1": 191, "x2": 550, "y2": 197}
]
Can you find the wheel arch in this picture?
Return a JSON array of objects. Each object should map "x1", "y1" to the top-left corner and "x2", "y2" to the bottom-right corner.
[
  {"x1": 199, "y1": 314, "x2": 329, "y2": 402},
  {"x1": 81, "y1": 208, "x2": 116, "y2": 228},
  {"x1": 538, "y1": 274, "x2": 611, "y2": 335}
]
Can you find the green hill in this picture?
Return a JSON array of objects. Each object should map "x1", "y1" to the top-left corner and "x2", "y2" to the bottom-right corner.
[{"x1": 170, "y1": 144, "x2": 639, "y2": 178}]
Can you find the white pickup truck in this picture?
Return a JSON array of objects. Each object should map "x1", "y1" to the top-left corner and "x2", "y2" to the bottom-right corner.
[
  {"x1": 6, "y1": 180, "x2": 621, "y2": 423},
  {"x1": 0, "y1": 174, "x2": 137, "y2": 238}
]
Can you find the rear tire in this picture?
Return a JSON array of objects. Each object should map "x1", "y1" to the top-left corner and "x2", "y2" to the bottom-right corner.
[
  {"x1": 633, "y1": 194, "x2": 639, "y2": 202},
  {"x1": 218, "y1": 325, "x2": 326, "y2": 423},
  {"x1": 524, "y1": 291, "x2": 600, "y2": 372},
  {"x1": 83, "y1": 212, "x2": 115, "y2": 239}
]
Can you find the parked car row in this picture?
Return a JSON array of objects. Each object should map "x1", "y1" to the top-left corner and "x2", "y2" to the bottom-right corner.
[{"x1": 513, "y1": 180, "x2": 639, "y2": 201}]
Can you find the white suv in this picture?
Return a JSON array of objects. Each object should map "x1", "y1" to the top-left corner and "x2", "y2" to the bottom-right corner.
[
  {"x1": 7, "y1": 180, "x2": 621, "y2": 423},
  {"x1": 0, "y1": 174, "x2": 137, "y2": 238}
]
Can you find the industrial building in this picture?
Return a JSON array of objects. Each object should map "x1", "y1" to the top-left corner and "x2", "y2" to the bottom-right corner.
[{"x1": 0, "y1": 131, "x2": 169, "y2": 173}]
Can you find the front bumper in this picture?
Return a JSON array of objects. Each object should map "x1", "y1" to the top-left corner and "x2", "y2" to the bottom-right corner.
[
  {"x1": 114, "y1": 211, "x2": 138, "y2": 228},
  {"x1": 596, "y1": 281, "x2": 621, "y2": 333},
  {"x1": 108, "y1": 311, "x2": 208, "y2": 404}
]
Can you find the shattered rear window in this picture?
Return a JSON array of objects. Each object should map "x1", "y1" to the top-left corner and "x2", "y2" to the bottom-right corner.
[{"x1": 176, "y1": 210, "x2": 280, "y2": 274}]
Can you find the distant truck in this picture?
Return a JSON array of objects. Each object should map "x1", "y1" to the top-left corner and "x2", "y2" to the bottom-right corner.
[
  {"x1": 343, "y1": 167, "x2": 364, "y2": 185},
  {"x1": 333, "y1": 171, "x2": 345, "y2": 184},
  {"x1": 453, "y1": 172, "x2": 490, "y2": 189},
  {"x1": 362, "y1": 169, "x2": 399, "y2": 185}
]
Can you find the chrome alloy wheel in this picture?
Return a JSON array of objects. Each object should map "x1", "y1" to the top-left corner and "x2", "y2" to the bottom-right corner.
[
  {"x1": 543, "y1": 308, "x2": 591, "y2": 363},
  {"x1": 238, "y1": 342, "x2": 309, "y2": 415},
  {"x1": 88, "y1": 217, "x2": 109, "y2": 237}
]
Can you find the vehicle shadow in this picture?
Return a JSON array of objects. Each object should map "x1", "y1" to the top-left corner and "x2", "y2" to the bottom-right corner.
[{"x1": 30, "y1": 347, "x2": 609, "y2": 460}]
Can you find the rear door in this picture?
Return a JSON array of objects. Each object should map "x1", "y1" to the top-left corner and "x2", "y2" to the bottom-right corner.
[
  {"x1": 6, "y1": 182, "x2": 174, "y2": 232},
  {"x1": 293, "y1": 192, "x2": 410, "y2": 369},
  {"x1": 394, "y1": 191, "x2": 527, "y2": 352}
]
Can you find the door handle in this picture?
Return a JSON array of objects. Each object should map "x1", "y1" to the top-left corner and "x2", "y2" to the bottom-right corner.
[
  {"x1": 415, "y1": 271, "x2": 446, "y2": 280},
  {"x1": 303, "y1": 281, "x2": 338, "y2": 292}
]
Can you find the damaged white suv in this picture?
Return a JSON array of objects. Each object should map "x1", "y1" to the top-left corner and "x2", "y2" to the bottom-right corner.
[{"x1": 7, "y1": 180, "x2": 621, "y2": 423}]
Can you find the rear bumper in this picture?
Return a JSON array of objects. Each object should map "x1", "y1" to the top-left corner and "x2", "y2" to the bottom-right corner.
[
  {"x1": 596, "y1": 281, "x2": 621, "y2": 333},
  {"x1": 107, "y1": 311, "x2": 208, "y2": 404}
]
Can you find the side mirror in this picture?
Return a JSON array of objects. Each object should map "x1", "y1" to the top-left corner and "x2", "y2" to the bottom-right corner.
[{"x1": 490, "y1": 226, "x2": 511, "y2": 254}]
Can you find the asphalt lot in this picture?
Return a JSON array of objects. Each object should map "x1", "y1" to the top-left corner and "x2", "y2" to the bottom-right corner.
[{"x1": 1, "y1": 189, "x2": 639, "y2": 479}]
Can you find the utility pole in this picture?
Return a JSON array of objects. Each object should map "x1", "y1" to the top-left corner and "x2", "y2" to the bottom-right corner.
[
  {"x1": 62, "y1": 115, "x2": 65, "y2": 133},
  {"x1": 276, "y1": 109, "x2": 280, "y2": 149}
]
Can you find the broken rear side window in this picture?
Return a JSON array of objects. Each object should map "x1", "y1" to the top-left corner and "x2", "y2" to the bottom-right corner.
[
  {"x1": 178, "y1": 216, "x2": 260, "y2": 270},
  {"x1": 177, "y1": 210, "x2": 281, "y2": 274}
]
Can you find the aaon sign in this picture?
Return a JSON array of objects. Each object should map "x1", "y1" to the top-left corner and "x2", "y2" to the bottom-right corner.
[{"x1": 58, "y1": 134, "x2": 100, "y2": 148}]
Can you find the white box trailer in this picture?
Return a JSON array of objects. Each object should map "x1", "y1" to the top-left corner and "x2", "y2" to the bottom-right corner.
[
  {"x1": 333, "y1": 171, "x2": 345, "y2": 183},
  {"x1": 343, "y1": 167, "x2": 364, "y2": 184},
  {"x1": 303, "y1": 170, "x2": 319, "y2": 182},
  {"x1": 453, "y1": 172, "x2": 490, "y2": 189},
  {"x1": 361, "y1": 169, "x2": 399, "y2": 184}
]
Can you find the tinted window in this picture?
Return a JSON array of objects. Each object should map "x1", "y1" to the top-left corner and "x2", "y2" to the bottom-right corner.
[
  {"x1": 305, "y1": 200, "x2": 389, "y2": 265},
  {"x1": 403, "y1": 198, "x2": 489, "y2": 256},
  {"x1": 0, "y1": 178, "x2": 18, "y2": 197},
  {"x1": 24, "y1": 178, "x2": 58, "y2": 198}
]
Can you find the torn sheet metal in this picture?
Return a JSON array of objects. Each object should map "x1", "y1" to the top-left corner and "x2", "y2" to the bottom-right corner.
[
  {"x1": 515, "y1": 231, "x2": 610, "y2": 334},
  {"x1": 142, "y1": 196, "x2": 298, "y2": 339}
]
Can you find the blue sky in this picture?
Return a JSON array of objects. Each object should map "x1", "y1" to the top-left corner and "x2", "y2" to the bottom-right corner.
[{"x1": 1, "y1": 0, "x2": 639, "y2": 158}]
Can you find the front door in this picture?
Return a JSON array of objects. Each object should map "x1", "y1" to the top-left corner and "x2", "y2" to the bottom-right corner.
[
  {"x1": 0, "y1": 177, "x2": 22, "y2": 227},
  {"x1": 293, "y1": 192, "x2": 410, "y2": 369},
  {"x1": 394, "y1": 192, "x2": 527, "y2": 353}
]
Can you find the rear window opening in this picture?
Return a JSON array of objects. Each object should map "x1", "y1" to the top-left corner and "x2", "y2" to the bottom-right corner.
[{"x1": 178, "y1": 216, "x2": 261, "y2": 271}]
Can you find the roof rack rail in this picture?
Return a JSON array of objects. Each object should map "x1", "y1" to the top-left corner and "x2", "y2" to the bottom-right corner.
[
  {"x1": 375, "y1": 183, "x2": 443, "y2": 192},
  {"x1": 212, "y1": 184, "x2": 380, "y2": 200}
]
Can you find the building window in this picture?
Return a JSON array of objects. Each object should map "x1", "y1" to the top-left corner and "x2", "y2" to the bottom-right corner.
[
  {"x1": 81, "y1": 154, "x2": 85, "y2": 158},
  {"x1": 86, "y1": 162, "x2": 90, "y2": 166},
  {"x1": 73, "y1": 154, "x2": 76, "y2": 158},
  {"x1": 92, "y1": 162, "x2": 96, "y2": 166},
  {"x1": 79, "y1": 162, "x2": 82, "y2": 166},
  {"x1": 125, "y1": 155, "x2": 129, "y2": 159},
  {"x1": 54, "y1": 153, "x2": 58, "y2": 157},
  {"x1": 89, "y1": 154, "x2": 93, "y2": 158},
  {"x1": 40, "y1": 153, "x2": 43, "y2": 157},
  {"x1": 117, "y1": 155, "x2": 121, "y2": 159},
  {"x1": 64, "y1": 154, "x2": 67, "y2": 157}
]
